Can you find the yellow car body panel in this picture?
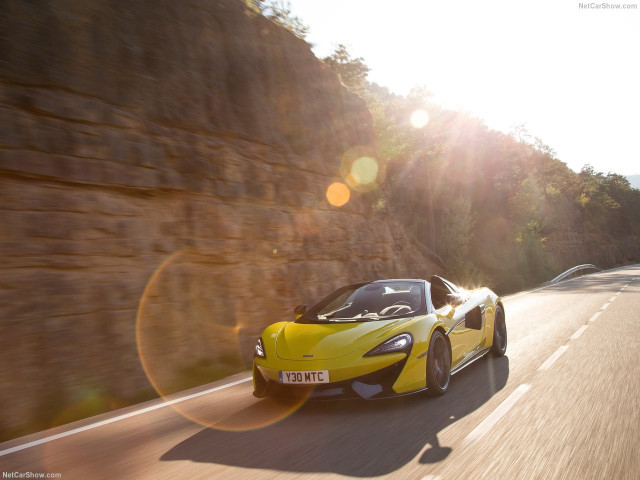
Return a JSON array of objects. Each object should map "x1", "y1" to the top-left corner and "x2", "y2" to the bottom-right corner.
[
  {"x1": 254, "y1": 317, "x2": 451, "y2": 396},
  {"x1": 253, "y1": 280, "x2": 505, "y2": 399}
]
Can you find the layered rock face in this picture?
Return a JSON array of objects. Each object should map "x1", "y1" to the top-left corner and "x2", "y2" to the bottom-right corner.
[{"x1": 0, "y1": 0, "x2": 437, "y2": 437}]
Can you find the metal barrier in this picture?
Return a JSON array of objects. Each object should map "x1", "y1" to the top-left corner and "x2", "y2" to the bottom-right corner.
[{"x1": 549, "y1": 264, "x2": 601, "y2": 284}]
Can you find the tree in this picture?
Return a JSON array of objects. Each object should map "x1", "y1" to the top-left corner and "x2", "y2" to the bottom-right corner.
[
  {"x1": 440, "y1": 196, "x2": 476, "y2": 282},
  {"x1": 323, "y1": 44, "x2": 370, "y2": 93},
  {"x1": 259, "y1": 1, "x2": 309, "y2": 39}
]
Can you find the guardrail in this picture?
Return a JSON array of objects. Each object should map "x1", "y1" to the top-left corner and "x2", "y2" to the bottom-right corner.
[{"x1": 548, "y1": 264, "x2": 601, "y2": 284}]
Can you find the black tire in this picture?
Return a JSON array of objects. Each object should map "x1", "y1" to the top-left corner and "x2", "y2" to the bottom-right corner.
[
  {"x1": 490, "y1": 304, "x2": 507, "y2": 356},
  {"x1": 426, "y1": 330, "x2": 451, "y2": 396}
]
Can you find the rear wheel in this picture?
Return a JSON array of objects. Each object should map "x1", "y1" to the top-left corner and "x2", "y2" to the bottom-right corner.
[
  {"x1": 427, "y1": 330, "x2": 451, "y2": 396},
  {"x1": 491, "y1": 304, "x2": 507, "y2": 356}
]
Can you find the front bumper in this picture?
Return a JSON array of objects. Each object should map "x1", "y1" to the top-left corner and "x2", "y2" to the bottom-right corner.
[{"x1": 253, "y1": 355, "x2": 411, "y2": 400}]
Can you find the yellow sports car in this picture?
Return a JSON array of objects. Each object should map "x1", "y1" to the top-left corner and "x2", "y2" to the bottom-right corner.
[{"x1": 253, "y1": 276, "x2": 506, "y2": 399}]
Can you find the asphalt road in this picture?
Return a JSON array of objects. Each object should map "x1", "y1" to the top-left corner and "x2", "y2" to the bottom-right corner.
[{"x1": 2, "y1": 265, "x2": 639, "y2": 479}]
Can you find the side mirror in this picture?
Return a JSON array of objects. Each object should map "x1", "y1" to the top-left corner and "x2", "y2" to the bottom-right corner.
[{"x1": 294, "y1": 304, "x2": 307, "y2": 319}]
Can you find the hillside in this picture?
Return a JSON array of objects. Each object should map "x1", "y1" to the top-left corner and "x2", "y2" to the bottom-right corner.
[{"x1": 360, "y1": 84, "x2": 640, "y2": 293}]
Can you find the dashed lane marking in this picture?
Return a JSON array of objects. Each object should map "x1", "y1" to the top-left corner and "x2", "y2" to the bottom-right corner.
[
  {"x1": 570, "y1": 325, "x2": 589, "y2": 340},
  {"x1": 588, "y1": 311, "x2": 601, "y2": 323},
  {"x1": 463, "y1": 384, "x2": 531, "y2": 445},
  {"x1": 427, "y1": 274, "x2": 640, "y2": 477},
  {"x1": 538, "y1": 345, "x2": 569, "y2": 371}
]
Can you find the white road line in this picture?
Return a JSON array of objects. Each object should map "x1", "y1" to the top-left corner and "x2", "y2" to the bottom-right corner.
[
  {"x1": 0, "y1": 376, "x2": 252, "y2": 457},
  {"x1": 588, "y1": 311, "x2": 601, "y2": 323},
  {"x1": 601, "y1": 302, "x2": 610, "y2": 311},
  {"x1": 570, "y1": 325, "x2": 588, "y2": 341},
  {"x1": 463, "y1": 384, "x2": 531, "y2": 445},
  {"x1": 538, "y1": 345, "x2": 569, "y2": 371},
  {"x1": 608, "y1": 295, "x2": 617, "y2": 302}
]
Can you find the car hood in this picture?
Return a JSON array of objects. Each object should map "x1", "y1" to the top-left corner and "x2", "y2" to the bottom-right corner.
[{"x1": 275, "y1": 318, "x2": 414, "y2": 360}]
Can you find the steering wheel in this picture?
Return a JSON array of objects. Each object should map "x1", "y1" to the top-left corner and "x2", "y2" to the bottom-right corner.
[{"x1": 379, "y1": 301, "x2": 413, "y2": 316}]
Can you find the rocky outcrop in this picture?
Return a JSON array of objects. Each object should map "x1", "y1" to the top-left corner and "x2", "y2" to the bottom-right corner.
[{"x1": 0, "y1": 0, "x2": 438, "y2": 439}]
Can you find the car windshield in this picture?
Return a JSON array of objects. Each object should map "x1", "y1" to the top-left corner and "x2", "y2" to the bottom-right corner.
[{"x1": 297, "y1": 281, "x2": 426, "y2": 323}]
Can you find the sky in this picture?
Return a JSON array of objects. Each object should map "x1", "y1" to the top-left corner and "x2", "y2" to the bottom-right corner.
[{"x1": 289, "y1": 0, "x2": 640, "y2": 176}]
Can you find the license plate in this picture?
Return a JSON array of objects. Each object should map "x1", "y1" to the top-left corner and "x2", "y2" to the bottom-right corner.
[{"x1": 279, "y1": 370, "x2": 330, "y2": 384}]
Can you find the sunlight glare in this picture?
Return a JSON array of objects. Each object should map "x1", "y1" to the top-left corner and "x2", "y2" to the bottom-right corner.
[{"x1": 410, "y1": 109, "x2": 430, "y2": 128}]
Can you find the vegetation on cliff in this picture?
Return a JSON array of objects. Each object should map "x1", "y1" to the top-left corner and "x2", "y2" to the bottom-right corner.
[{"x1": 322, "y1": 46, "x2": 640, "y2": 293}]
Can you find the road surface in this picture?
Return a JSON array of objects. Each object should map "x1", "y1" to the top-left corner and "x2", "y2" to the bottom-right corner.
[{"x1": 1, "y1": 265, "x2": 639, "y2": 479}]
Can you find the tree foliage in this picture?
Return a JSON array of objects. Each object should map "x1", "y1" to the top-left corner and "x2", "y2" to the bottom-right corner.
[
  {"x1": 257, "y1": 1, "x2": 309, "y2": 39},
  {"x1": 323, "y1": 44, "x2": 370, "y2": 93},
  {"x1": 364, "y1": 85, "x2": 640, "y2": 293}
]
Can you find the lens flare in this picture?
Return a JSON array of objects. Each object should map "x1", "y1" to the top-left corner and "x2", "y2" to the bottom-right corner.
[
  {"x1": 350, "y1": 156, "x2": 379, "y2": 186},
  {"x1": 410, "y1": 109, "x2": 430, "y2": 128},
  {"x1": 326, "y1": 182, "x2": 350, "y2": 207},
  {"x1": 340, "y1": 145, "x2": 383, "y2": 193},
  {"x1": 136, "y1": 247, "x2": 307, "y2": 431}
]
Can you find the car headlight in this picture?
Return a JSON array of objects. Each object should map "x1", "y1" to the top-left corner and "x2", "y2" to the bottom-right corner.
[
  {"x1": 364, "y1": 333, "x2": 413, "y2": 357},
  {"x1": 255, "y1": 337, "x2": 266, "y2": 358}
]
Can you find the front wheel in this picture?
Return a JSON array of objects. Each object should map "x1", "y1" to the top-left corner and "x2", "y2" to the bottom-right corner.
[
  {"x1": 426, "y1": 330, "x2": 451, "y2": 396},
  {"x1": 491, "y1": 304, "x2": 507, "y2": 356}
]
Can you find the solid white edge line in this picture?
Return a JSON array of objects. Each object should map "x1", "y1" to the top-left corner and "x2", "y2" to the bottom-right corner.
[
  {"x1": 0, "y1": 376, "x2": 252, "y2": 457},
  {"x1": 538, "y1": 345, "x2": 569, "y2": 371},
  {"x1": 463, "y1": 384, "x2": 531, "y2": 445},
  {"x1": 588, "y1": 311, "x2": 601, "y2": 323},
  {"x1": 570, "y1": 325, "x2": 588, "y2": 341}
]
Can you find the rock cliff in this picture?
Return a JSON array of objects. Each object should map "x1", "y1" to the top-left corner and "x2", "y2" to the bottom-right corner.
[{"x1": 0, "y1": 0, "x2": 437, "y2": 438}]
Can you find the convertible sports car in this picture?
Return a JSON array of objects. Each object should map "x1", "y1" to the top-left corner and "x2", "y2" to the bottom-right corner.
[{"x1": 253, "y1": 276, "x2": 506, "y2": 400}]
